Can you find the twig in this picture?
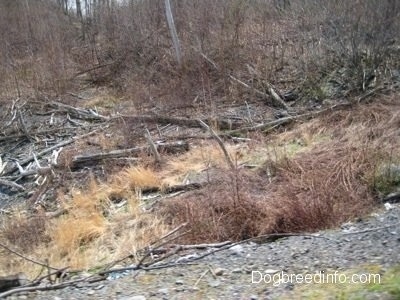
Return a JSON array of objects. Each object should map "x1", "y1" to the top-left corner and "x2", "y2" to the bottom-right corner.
[
  {"x1": 193, "y1": 269, "x2": 209, "y2": 287},
  {"x1": 5, "y1": 129, "x2": 101, "y2": 175},
  {"x1": 229, "y1": 74, "x2": 290, "y2": 110},
  {"x1": 71, "y1": 61, "x2": 116, "y2": 79},
  {"x1": 198, "y1": 119, "x2": 235, "y2": 169},
  {"x1": 0, "y1": 276, "x2": 97, "y2": 298},
  {"x1": 101, "y1": 224, "x2": 188, "y2": 274},
  {"x1": 174, "y1": 241, "x2": 232, "y2": 250},
  {"x1": 226, "y1": 102, "x2": 352, "y2": 135},
  {"x1": 196, "y1": 49, "x2": 289, "y2": 110},
  {"x1": 28, "y1": 267, "x2": 70, "y2": 288},
  {"x1": 150, "y1": 223, "x2": 188, "y2": 248},
  {"x1": 0, "y1": 179, "x2": 25, "y2": 191},
  {"x1": 0, "y1": 242, "x2": 58, "y2": 270},
  {"x1": 17, "y1": 109, "x2": 32, "y2": 140},
  {"x1": 341, "y1": 221, "x2": 400, "y2": 236},
  {"x1": 135, "y1": 230, "x2": 190, "y2": 269}
]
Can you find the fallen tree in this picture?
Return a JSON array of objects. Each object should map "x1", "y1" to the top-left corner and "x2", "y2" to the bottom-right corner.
[{"x1": 71, "y1": 140, "x2": 189, "y2": 169}]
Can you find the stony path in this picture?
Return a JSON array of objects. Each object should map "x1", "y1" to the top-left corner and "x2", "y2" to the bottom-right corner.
[{"x1": 8, "y1": 203, "x2": 400, "y2": 300}]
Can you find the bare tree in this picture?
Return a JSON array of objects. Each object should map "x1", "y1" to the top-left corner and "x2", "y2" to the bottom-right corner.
[{"x1": 165, "y1": 0, "x2": 182, "y2": 66}]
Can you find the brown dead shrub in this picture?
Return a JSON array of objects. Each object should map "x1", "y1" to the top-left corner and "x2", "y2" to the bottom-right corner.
[
  {"x1": 160, "y1": 168, "x2": 272, "y2": 243},
  {"x1": 161, "y1": 98, "x2": 400, "y2": 243},
  {"x1": 161, "y1": 144, "x2": 378, "y2": 243},
  {"x1": 2, "y1": 215, "x2": 50, "y2": 252},
  {"x1": 265, "y1": 143, "x2": 376, "y2": 233}
]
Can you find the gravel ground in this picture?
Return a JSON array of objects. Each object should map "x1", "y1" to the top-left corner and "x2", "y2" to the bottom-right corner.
[{"x1": 7, "y1": 203, "x2": 400, "y2": 300}]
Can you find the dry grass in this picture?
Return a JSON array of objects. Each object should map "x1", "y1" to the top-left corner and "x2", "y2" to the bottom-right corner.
[
  {"x1": 160, "y1": 142, "x2": 247, "y2": 186},
  {"x1": 160, "y1": 168, "x2": 272, "y2": 242},
  {"x1": 1, "y1": 213, "x2": 49, "y2": 253},
  {"x1": 161, "y1": 98, "x2": 400, "y2": 243},
  {"x1": 0, "y1": 167, "x2": 168, "y2": 276},
  {"x1": 2, "y1": 98, "x2": 399, "y2": 277}
]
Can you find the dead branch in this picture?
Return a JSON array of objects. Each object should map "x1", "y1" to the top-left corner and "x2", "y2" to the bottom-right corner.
[
  {"x1": 45, "y1": 208, "x2": 68, "y2": 219},
  {"x1": 71, "y1": 141, "x2": 189, "y2": 169},
  {"x1": 0, "y1": 276, "x2": 100, "y2": 298},
  {"x1": 71, "y1": 61, "x2": 116, "y2": 78},
  {"x1": 48, "y1": 101, "x2": 109, "y2": 121},
  {"x1": 226, "y1": 102, "x2": 352, "y2": 135},
  {"x1": 101, "y1": 223, "x2": 189, "y2": 274},
  {"x1": 144, "y1": 128, "x2": 161, "y2": 163},
  {"x1": 0, "y1": 179, "x2": 25, "y2": 191},
  {"x1": 198, "y1": 119, "x2": 235, "y2": 169},
  {"x1": 119, "y1": 114, "x2": 241, "y2": 130},
  {"x1": 16, "y1": 109, "x2": 31, "y2": 140},
  {"x1": 0, "y1": 242, "x2": 58, "y2": 270},
  {"x1": 29, "y1": 267, "x2": 70, "y2": 288},
  {"x1": 196, "y1": 50, "x2": 290, "y2": 110},
  {"x1": 173, "y1": 241, "x2": 232, "y2": 250},
  {"x1": 229, "y1": 74, "x2": 290, "y2": 110},
  {"x1": 341, "y1": 221, "x2": 400, "y2": 235},
  {"x1": 142, "y1": 182, "x2": 203, "y2": 194},
  {"x1": 5, "y1": 129, "x2": 101, "y2": 176},
  {"x1": 0, "y1": 127, "x2": 76, "y2": 142}
]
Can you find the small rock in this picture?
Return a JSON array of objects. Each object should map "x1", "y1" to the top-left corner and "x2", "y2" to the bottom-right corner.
[
  {"x1": 94, "y1": 284, "x2": 105, "y2": 290},
  {"x1": 214, "y1": 267, "x2": 226, "y2": 276},
  {"x1": 87, "y1": 290, "x2": 96, "y2": 295},
  {"x1": 385, "y1": 203, "x2": 394, "y2": 211},
  {"x1": 284, "y1": 283, "x2": 295, "y2": 290},
  {"x1": 232, "y1": 268, "x2": 242, "y2": 274},
  {"x1": 158, "y1": 288, "x2": 169, "y2": 295},
  {"x1": 119, "y1": 296, "x2": 147, "y2": 300},
  {"x1": 250, "y1": 295, "x2": 258, "y2": 300},
  {"x1": 207, "y1": 279, "x2": 221, "y2": 288},
  {"x1": 175, "y1": 279, "x2": 184, "y2": 285},
  {"x1": 264, "y1": 269, "x2": 280, "y2": 274},
  {"x1": 230, "y1": 244, "x2": 245, "y2": 255},
  {"x1": 242, "y1": 266, "x2": 252, "y2": 274}
]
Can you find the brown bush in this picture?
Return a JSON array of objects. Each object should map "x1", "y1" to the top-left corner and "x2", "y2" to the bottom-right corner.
[
  {"x1": 161, "y1": 98, "x2": 400, "y2": 243},
  {"x1": 160, "y1": 168, "x2": 273, "y2": 243},
  {"x1": 2, "y1": 215, "x2": 49, "y2": 252}
]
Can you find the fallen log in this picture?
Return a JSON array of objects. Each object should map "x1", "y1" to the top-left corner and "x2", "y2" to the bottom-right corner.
[
  {"x1": 0, "y1": 273, "x2": 28, "y2": 293},
  {"x1": 142, "y1": 182, "x2": 203, "y2": 194},
  {"x1": 120, "y1": 115, "x2": 243, "y2": 130},
  {"x1": 71, "y1": 141, "x2": 189, "y2": 169}
]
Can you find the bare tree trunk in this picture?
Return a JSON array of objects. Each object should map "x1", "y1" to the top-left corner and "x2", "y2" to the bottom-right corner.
[
  {"x1": 76, "y1": 0, "x2": 83, "y2": 18},
  {"x1": 76, "y1": 0, "x2": 85, "y2": 39},
  {"x1": 164, "y1": 0, "x2": 182, "y2": 66}
]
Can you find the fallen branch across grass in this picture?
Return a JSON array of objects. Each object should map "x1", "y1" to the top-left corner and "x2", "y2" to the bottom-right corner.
[
  {"x1": 198, "y1": 119, "x2": 235, "y2": 169},
  {"x1": 0, "y1": 242, "x2": 59, "y2": 271},
  {"x1": 0, "y1": 230, "x2": 339, "y2": 296},
  {"x1": 119, "y1": 114, "x2": 242, "y2": 130},
  {"x1": 71, "y1": 140, "x2": 189, "y2": 169}
]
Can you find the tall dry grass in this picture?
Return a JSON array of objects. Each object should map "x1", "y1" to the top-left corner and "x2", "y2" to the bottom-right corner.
[
  {"x1": 161, "y1": 97, "x2": 400, "y2": 243},
  {"x1": 0, "y1": 166, "x2": 168, "y2": 276}
]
